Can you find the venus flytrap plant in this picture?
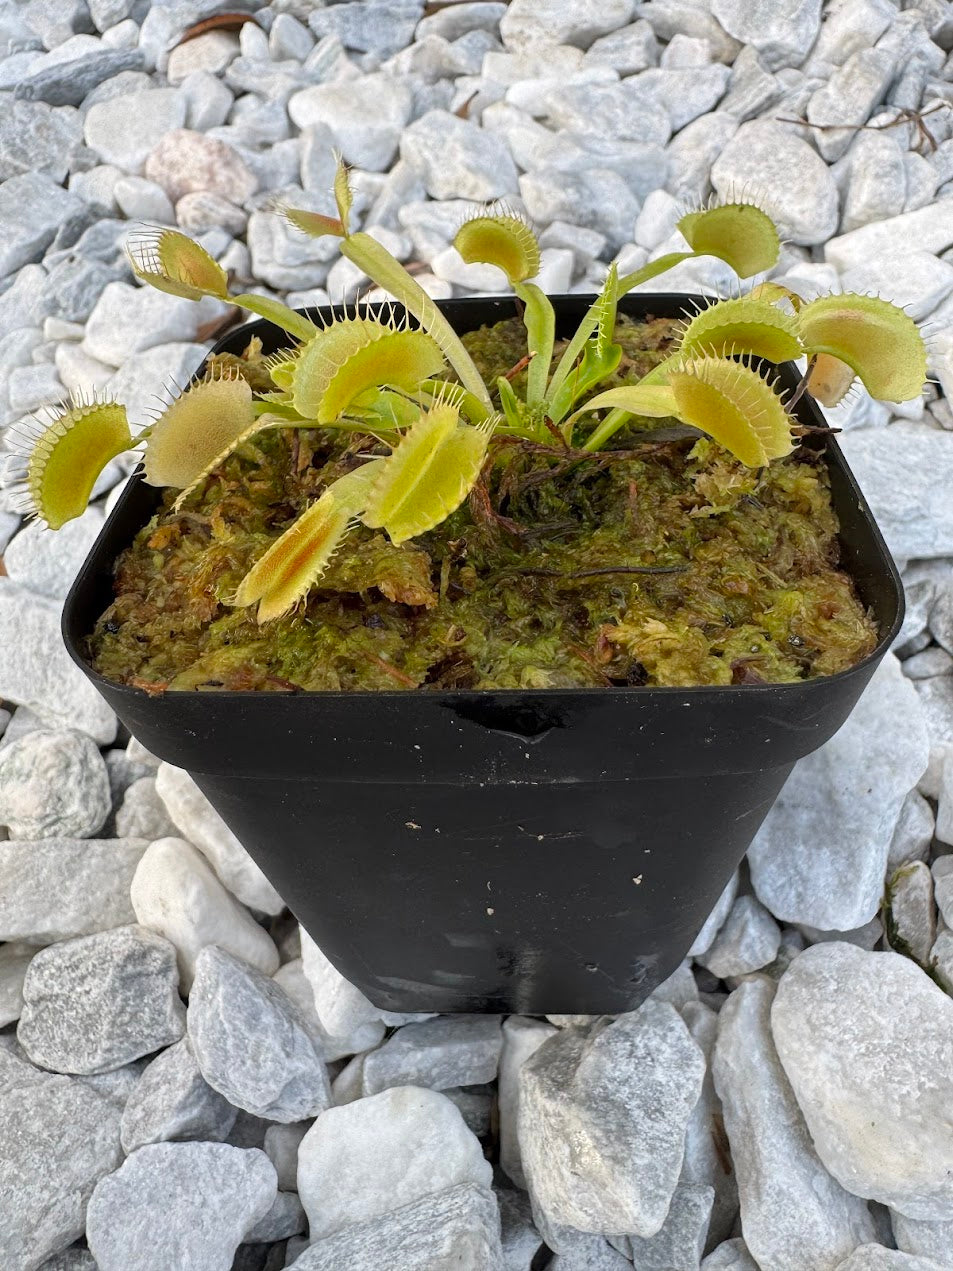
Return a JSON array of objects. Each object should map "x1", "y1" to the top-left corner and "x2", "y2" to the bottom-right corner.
[{"x1": 21, "y1": 157, "x2": 929, "y2": 643}]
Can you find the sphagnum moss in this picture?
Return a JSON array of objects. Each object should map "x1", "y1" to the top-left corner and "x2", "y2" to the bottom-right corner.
[{"x1": 89, "y1": 316, "x2": 877, "y2": 694}]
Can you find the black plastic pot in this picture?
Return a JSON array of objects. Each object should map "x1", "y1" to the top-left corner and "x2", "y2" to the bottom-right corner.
[{"x1": 63, "y1": 295, "x2": 903, "y2": 1015}]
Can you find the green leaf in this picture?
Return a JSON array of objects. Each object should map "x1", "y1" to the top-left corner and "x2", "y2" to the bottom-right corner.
[
  {"x1": 363, "y1": 402, "x2": 494, "y2": 544},
  {"x1": 677, "y1": 202, "x2": 781, "y2": 277},
  {"x1": 26, "y1": 401, "x2": 134, "y2": 529},
  {"x1": 292, "y1": 317, "x2": 447, "y2": 423},
  {"x1": 453, "y1": 213, "x2": 541, "y2": 285},
  {"x1": 797, "y1": 293, "x2": 927, "y2": 402},
  {"x1": 514, "y1": 281, "x2": 556, "y2": 405}
]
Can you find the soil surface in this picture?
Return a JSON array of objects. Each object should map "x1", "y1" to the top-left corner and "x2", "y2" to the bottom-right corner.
[{"x1": 90, "y1": 316, "x2": 878, "y2": 692}]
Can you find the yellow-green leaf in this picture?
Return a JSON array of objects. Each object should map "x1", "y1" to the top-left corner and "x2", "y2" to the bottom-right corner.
[
  {"x1": 676, "y1": 295, "x2": 803, "y2": 364},
  {"x1": 797, "y1": 293, "x2": 927, "y2": 402},
  {"x1": 333, "y1": 154, "x2": 353, "y2": 233},
  {"x1": 363, "y1": 402, "x2": 494, "y2": 544},
  {"x1": 292, "y1": 317, "x2": 446, "y2": 423},
  {"x1": 668, "y1": 356, "x2": 794, "y2": 467},
  {"x1": 281, "y1": 207, "x2": 347, "y2": 239},
  {"x1": 453, "y1": 213, "x2": 541, "y2": 285},
  {"x1": 143, "y1": 373, "x2": 257, "y2": 492},
  {"x1": 677, "y1": 202, "x2": 781, "y2": 278},
  {"x1": 26, "y1": 401, "x2": 134, "y2": 529},
  {"x1": 127, "y1": 229, "x2": 228, "y2": 301},
  {"x1": 234, "y1": 462, "x2": 383, "y2": 623}
]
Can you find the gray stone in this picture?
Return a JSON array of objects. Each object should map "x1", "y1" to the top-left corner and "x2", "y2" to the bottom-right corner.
[
  {"x1": 0, "y1": 172, "x2": 83, "y2": 278},
  {"x1": 274, "y1": 957, "x2": 384, "y2": 1062},
  {"x1": 546, "y1": 1241, "x2": 631, "y2": 1269},
  {"x1": 289, "y1": 1182, "x2": 504, "y2": 1270},
  {"x1": 520, "y1": 165, "x2": 640, "y2": 253},
  {"x1": 289, "y1": 75, "x2": 412, "y2": 172},
  {"x1": 36, "y1": 1248, "x2": 99, "y2": 1270},
  {"x1": 931, "y1": 856, "x2": 953, "y2": 927},
  {"x1": 748, "y1": 654, "x2": 929, "y2": 930},
  {"x1": 635, "y1": 2, "x2": 741, "y2": 63},
  {"x1": 176, "y1": 190, "x2": 247, "y2": 236},
  {"x1": 811, "y1": 55, "x2": 894, "y2": 169},
  {"x1": 0, "y1": 99, "x2": 83, "y2": 183},
  {"x1": 711, "y1": 120, "x2": 839, "y2": 246},
  {"x1": 246, "y1": 201, "x2": 338, "y2": 291},
  {"x1": 834, "y1": 1247, "x2": 947, "y2": 1270},
  {"x1": 620, "y1": 1183, "x2": 714, "y2": 1269},
  {"x1": 892, "y1": 1211, "x2": 953, "y2": 1265},
  {"x1": 887, "y1": 790, "x2": 935, "y2": 872},
  {"x1": 808, "y1": 0, "x2": 895, "y2": 67},
  {"x1": 269, "y1": 12, "x2": 315, "y2": 60},
  {"x1": 362, "y1": 1014, "x2": 502, "y2": 1095},
  {"x1": 772, "y1": 943, "x2": 953, "y2": 1220},
  {"x1": 498, "y1": 1186, "x2": 541, "y2": 1269},
  {"x1": 585, "y1": 20, "x2": 658, "y2": 73},
  {"x1": 719, "y1": 45, "x2": 783, "y2": 123},
  {"x1": 442, "y1": 1085, "x2": 494, "y2": 1137},
  {"x1": 120, "y1": 1036, "x2": 236, "y2": 1153},
  {"x1": 102, "y1": 341, "x2": 206, "y2": 428},
  {"x1": 929, "y1": 928, "x2": 953, "y2": 992},
  {"x1": 83, "y1": 281, "x2": 228, "y2": 368},
  {"x1": 711, "y1": 0, "x2": 821, "y2": 70},
  {"x1": 939, "y1": 757, "x2": 953, "y2": 846},
  {"x1": 180, "y1": 68, "x2": 234, "y2": 132},
  {"x1": 826, "y1": 197, "x2": 953, "y2": 274},
  {"x1": 520, "y1": 1003, "x2": 705, "y2": 1237},
  {"x1": 187, "y1": 945, "x2": 330, "y2": 1122},
  {"x1": 86, "y1": 1142, "x2": 277, "y2": 1271},
  {"x1": 841, "y1": 250, "x2": 953, "y2": 324},
  {"x1": 263, "y1": 1120, "x2": 310, "y2": 1191},
  {"x1": 298, "y1": 1086, "x2": 492, "y2": 1240},
  {"x1": 6, "y1": 361, "x2": 65, "y2": 414},
  {"x1": 839, "y1": 426, "x2": 953, "y2": 561},
  {"x1": 0, "y1": 1046, "x2": 123, "y2": 1269},
  {"x1": 697, "y1": 894, "x2": 780, "y2": 979},
  {"x1": 115, "y1": 777, "x2": 178, "y2": 840},
  {"x1": 241, "y1": 1190, "x2": 305, "y2": 1244},
  {"x1": 501, "y1": 0, "x2": 634, "y2": 49},
  {"x1": 113, "y1": 173, "x2": 174, "y2": 221},
  {"x1": 43, "y1": 254, "x2": 124, "y2": 324},
  {"x1": 0, "y1": 942, "x2": 33, "y2": 1027},
  {"x1": 499, "y1": 1015, "x2": 558, "y2": 1189},
  {"x1": 902, "y1": 647, "x2": 953, "y2": 679},
  {"x1": 401, "y1": 109, "x2": 518, "y2": 202},
  {"x1": 884, "y1": 862, "x2": 936, "y2": 965},
  {"x1": 307, "y1": 2, "x2": 423, "y2": 58},
  {"x1": 679, "y1": 1000, "x2": 738, "y2": 1246},
  {"x1": 154, "y1": 764, "x2": 284, "y2": 914},
  {"x1": 543, "y1": 78, "x2": 670, "y2": 147},
  {"x1": 0, "y1": 836, "x2": 146, "y2": 943},
  {"x1": 713, "y1": 978, "x2": 877, "y2": 1270},
  {"x1": 18, "y1": 924, "x2": 185, "y2": 1075},
  {"x1": 664, "y1": 110, "x2": 739, "y2": 202},
  {"x1": 0, "y1": 728, "x2": 110, "y2": 840},
  {"x1": 702, "y1": 1241, "x2": 760, "y2": 1270},
  {"x1": 16, "y1": 48, "x2": 143, "y2": 107},
  {"x1": 640, "y1": 64, "x2": 731, "y2": 132},
  {"x1": 688, "y1": 872, "x2": 739, "y2": 958},
  {"x1": 84, "y1": 87, "x2": 186, "y2": 173}
]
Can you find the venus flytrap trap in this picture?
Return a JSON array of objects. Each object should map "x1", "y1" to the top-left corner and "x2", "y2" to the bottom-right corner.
[{"x1": 20, "y1": 159, "x2": 930, "y2": 692}]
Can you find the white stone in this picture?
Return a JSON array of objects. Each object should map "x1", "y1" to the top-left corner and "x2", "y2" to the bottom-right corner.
[
  {"x1": 839, "y1": 425, "x2": 953, "y2": 560},
  {"x1": 892, "y1": 1211, "x2": 953, "y2": 1266},
  {"x1": 298, "y1": 1086, "x2": 492, "y2": 1239},
  {"x1": 689, "y1": 871, "x2": 740, "y2": 958},
  {"x1": 166, "y1": 30, "x2": 239, "y2": 83},
  {"x1": 273, "y1": 958, "x2": 385, "y2": 1063},
  {"x1": 835, "y1": 1247, "x2": 948, "y2": 1270},
  {"x1": 401, "y1": 109, "x2": 519, "y2": 201},
  {"x1": 841, "y1": 250, "x2": 953, "y2": 324},
  {"x1": 932, "y1": 856, "x2": 953, "y2": 927},
  {"x1": 887, "y1": 790, "x2": 935, "y2": 871},
  {"x1": 698, "y1": 895, "x2": 781, "y2": 979},
  {"x1": 520, "y1": 165, "x2": 641, "y2": 253},
  {"x1": 86, "y1": 1142, "x2": 276, "y2": 1271},
  {"x1": 711, "y1": 120, "x2": 839, "y2": 246},
  {"x1": 176, "y1": 190, "x2": 247, "y2": 236},
  {"x1": 665, "y1": 110, "x2": 739, "y2": 202},
  {"x1": 641, "y1": 63, "x2": 731, "y2": 132},
  {"x1": 806, "y1": 48, "x2": 896, "y2": 162},
  {"x1": 120, "y1": 1036, "x2": 237, "y2": 1154},
  {"x1": 18, "y1": 924, "x2": 185, "y2": 1075},
  {"x1": 623, "y1": 1183, "x2": 714, "y2": 1270},
  {"x1": 0, "y1": 728, "x2": 110, "y2": 840},
  {"x1": 269, "y1": 12, "x2": 315, "y2": 60},
  {"x1": 430, "y1": 246, "x2": 510, "y2": 292},
  {"x1": 0, "y1": 836, "x2": 145, "y2": 944},
  {"x1": 83, "y1": 281, "x2": 227, "y2": 368},
  {"x1": 84, "y1": 88, "x2": 186, "y2": 173},
  {"x1": 0, "y1": 1046, "x2": 123, "y2": 1269},
  {"x1": 179, "y1": 69, "x2": 234, "y2": 133},
  {"x1": 826, "y1": 198, "x2": 953, "y2": 273},
  {"x1": 187, "y1": 946, "x2": 330, "y2": 1123},
  {"x1": 113, "y1": 174, "x2": 174, "y2": 222},
  {"x1": 713, "y1": 977, "x2": 877, "y2": 1271},
  {"x1": 711, "y1": 0, "x2": 821, "y2": 70},
  {"x1": 362, "y1": 1014, "x2": 502, "y2": 1096},
  {"x1": 289, "y1": 74, "x2": 413, "y2": 173},
  {"x1": 772, "y1": 942, "x2": 953, "y2": 1221},
  {"x1": 702, "y1": 1239, "x2": 760, "y2": 1270},
  {"x1": 298, "y1": 928, "x2": 427, "y2": 1037},
  {"x1": 54, "y1": 340, "x2": 114, "y2": 397},
  {"x1": 679, "y1": 1001, "x2": 738, "y2": 1247},
  {"x1": 748, "y1": 654, "x2": 929, "y2": 929},
  {"x1": 885, "y1": 861, "x2": 936, "y2": 964},
  {"x1": 246, "y1": 202, "x2": 338, "y2": 291},
  {"x1": 0, "y1": 172, "x2": 83, "y2": 278},
  {"x1": 500, "y1": 0, "x2": 634, "y2": 48},
  {"x1": 0, "y1": 942, "x2": 33, "y2": 1028},
  {"x1": 154, "y1": 763, "x2": 284, "y2": 915},
  {"x1": 131, "y1": 836, "x2": 279, "y2": 992},
  {"x1": 544, "y1": 78, "x2": 671, "y2": 147},
  {"x1": 499, "y1": 1015, "x2": 558, "y2": 1188},
  {"x1": 520, "y1": 1002, "x2": 705, "y2": 1237}
]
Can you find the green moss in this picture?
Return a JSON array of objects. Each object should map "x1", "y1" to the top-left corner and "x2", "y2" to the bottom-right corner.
[{"x1": 89, "y1": 317, "x2": 878, "y2": 693}]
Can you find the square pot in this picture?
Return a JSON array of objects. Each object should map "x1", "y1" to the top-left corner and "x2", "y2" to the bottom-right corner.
[{"x1": 63, "y1": 295, "x2": 904, "y2": 1014}]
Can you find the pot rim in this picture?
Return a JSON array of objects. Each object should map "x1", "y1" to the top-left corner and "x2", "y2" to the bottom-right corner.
[{"x1": 62, "y1": 292, "x2": 905, "y2": 704}]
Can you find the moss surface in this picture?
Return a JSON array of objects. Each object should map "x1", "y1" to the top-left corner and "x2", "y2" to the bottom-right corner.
[{"x1": 90, "y1": 316, "x2": 878, "y2": 692}]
